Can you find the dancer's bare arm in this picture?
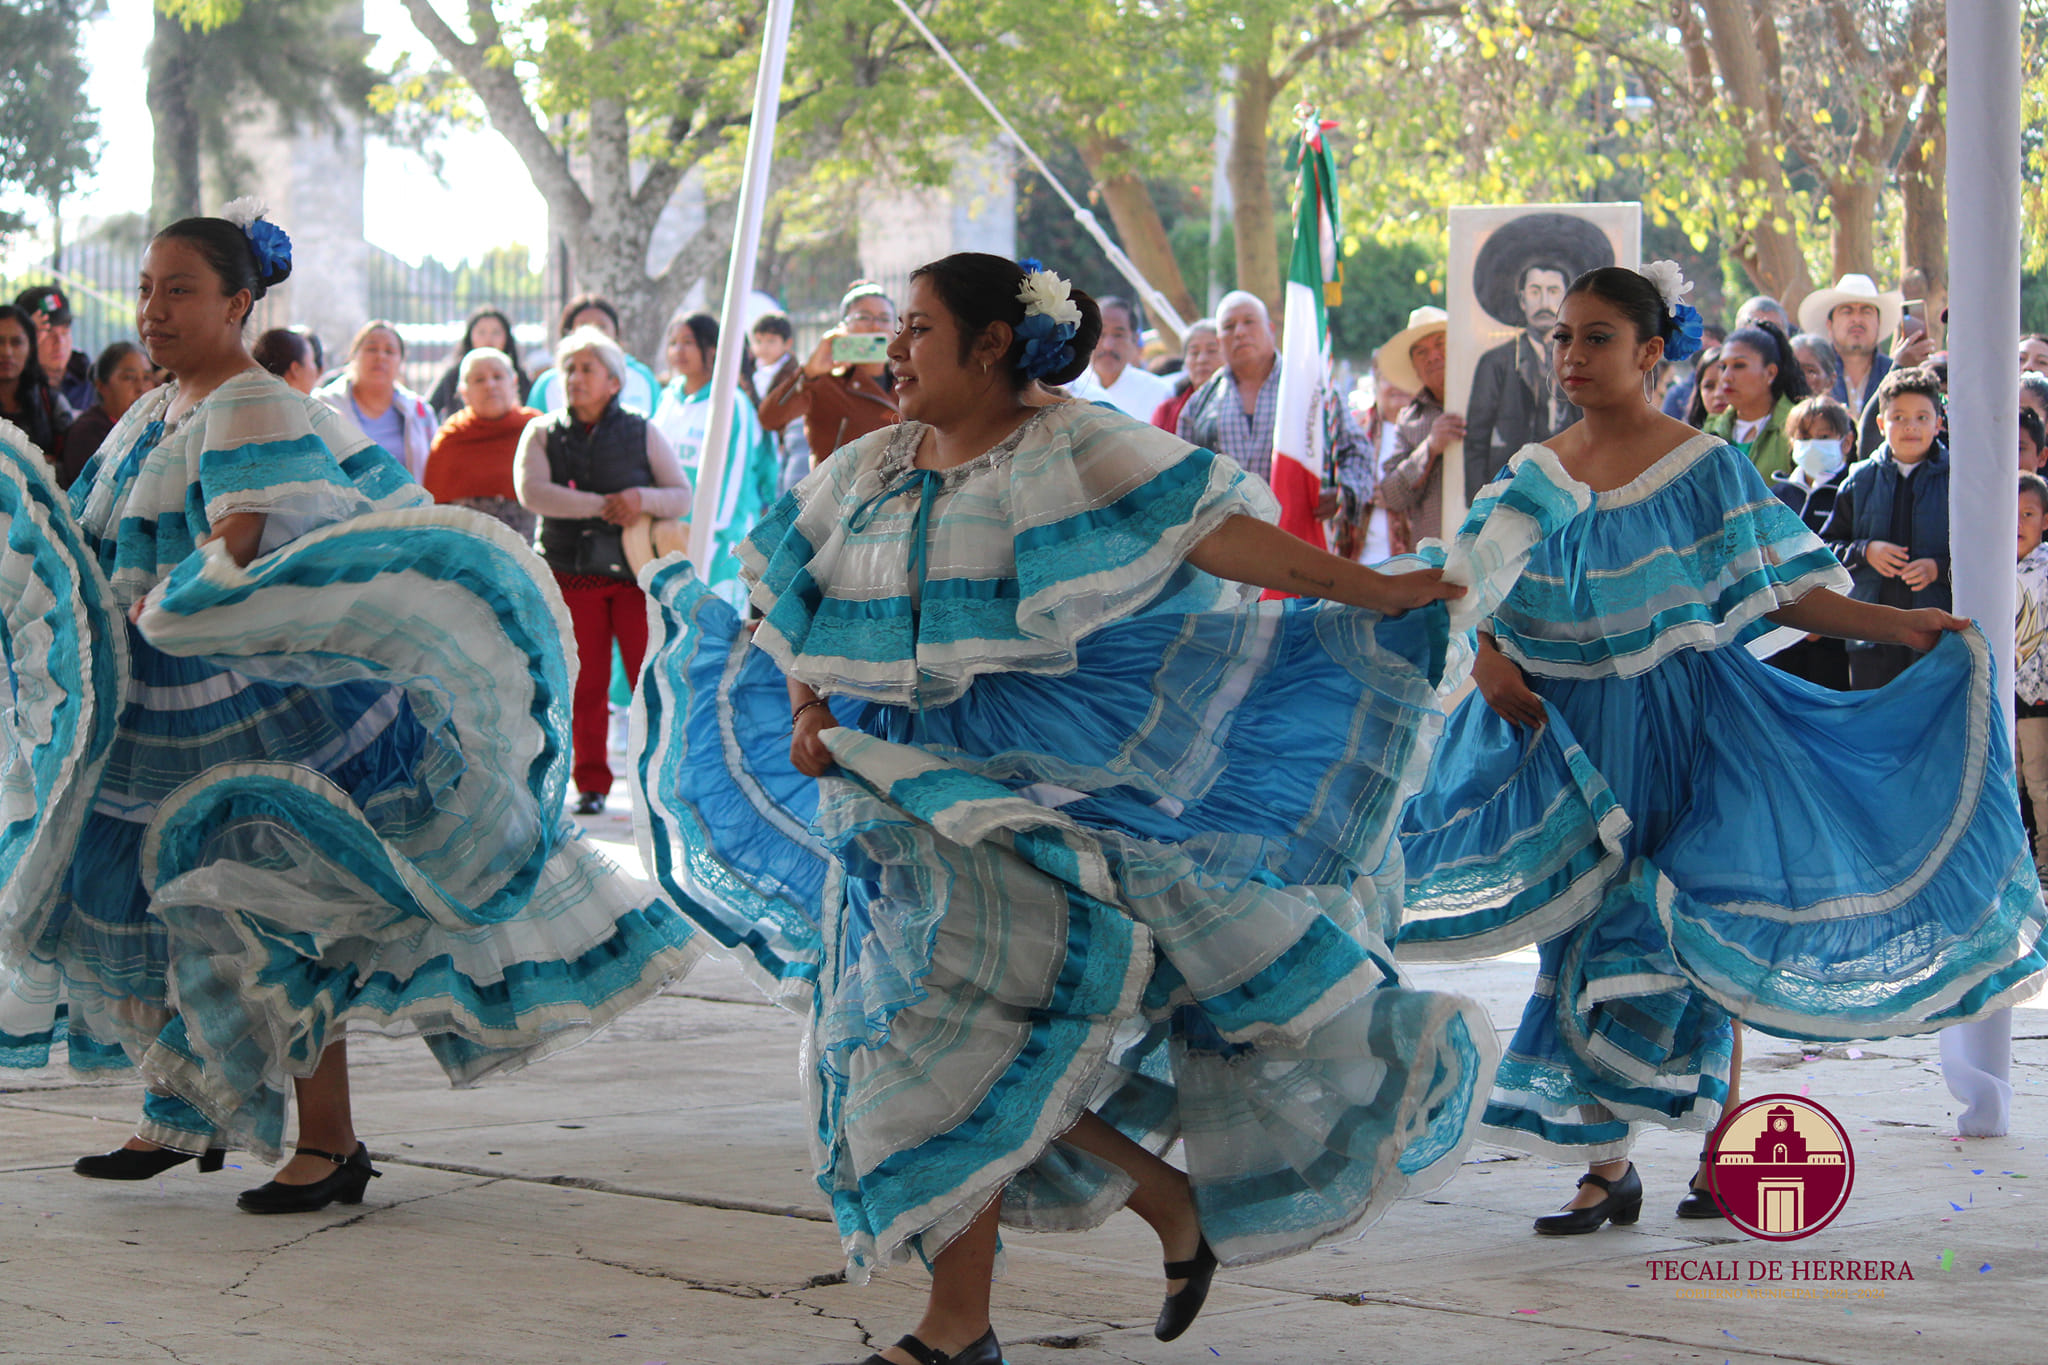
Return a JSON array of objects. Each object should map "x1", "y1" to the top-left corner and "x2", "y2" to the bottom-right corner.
[
  {"x1": 1187, "y1": 514, "x2": 1463, "y2": 615},
  {"x1": 1767, "y1": 588, "x2": 1967, "y2": 652}
]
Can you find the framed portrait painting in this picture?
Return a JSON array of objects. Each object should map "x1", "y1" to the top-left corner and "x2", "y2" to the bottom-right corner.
[{"x1": 1441, "y1": 203, "x2": 1641, "y2": 523}]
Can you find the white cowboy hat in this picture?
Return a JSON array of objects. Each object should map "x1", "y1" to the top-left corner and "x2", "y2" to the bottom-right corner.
[
  {"x1": 1797, "y1": 274, "x2": 1904, "y2": 340},
  {"x1": 1375, "y1": 306, "x2": 1449, "y2": 396}
]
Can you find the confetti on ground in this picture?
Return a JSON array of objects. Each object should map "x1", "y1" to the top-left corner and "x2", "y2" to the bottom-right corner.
[
  {"x1": 1951, "y1": 1201, "x2": 1964, "y2": 1211},
  {"x1": 1514, "y1": 1308, "x2": 1541, "y2": 1314},
  {"x1": 1938, "y1": 1249, "x2": 1956, "y2": 1270},
  {"x1": 1210, "y1": 1350, "x2": 1222, "y2": 1358},
  {"x1": 1722, "y1": 1328, "x2": 1740, "y2": 1340},
  {"x1": 1973, "y1": 1168, "x2": 1985, "y2": 1174},
  {"x1": 1980, "y1": 1263, "x2": 1992, "y2": 1273}
]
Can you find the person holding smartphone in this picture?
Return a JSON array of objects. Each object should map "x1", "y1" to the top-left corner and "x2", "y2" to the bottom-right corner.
[{"x1": 755, "y1": 280, "x2": 901, "y2": 463}]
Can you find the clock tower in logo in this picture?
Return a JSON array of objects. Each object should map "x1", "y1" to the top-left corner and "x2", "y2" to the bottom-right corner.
[{"x1": 1703, "y1": 1094, "x2": 1855, "y2": 1240}]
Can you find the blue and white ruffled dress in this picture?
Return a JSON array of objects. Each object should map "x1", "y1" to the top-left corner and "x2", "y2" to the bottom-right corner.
[
  {"x1": 1398, "y1": 435, "x2": 2048, "y2": 1161},
  {"x1": 0, "y1": 372, "x2": 704, "y2": 1159},
  {"x1": 630, "y1": 400, "x2": 1584, "y2": 1279}
]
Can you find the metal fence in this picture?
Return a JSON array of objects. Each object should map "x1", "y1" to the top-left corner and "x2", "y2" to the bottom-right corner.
[
  {"x1": 0, "y1": 236, "x2": 150, "y2": 363},
  {"x1": 3, "y1": 236, "x2": 883, "y2": 397},
  {"x1": 366, "y1": 250, "x2": 555, "y2": 393},
  {"x1": 1, "y1": 236, "x2": 557, "y2": 394}
]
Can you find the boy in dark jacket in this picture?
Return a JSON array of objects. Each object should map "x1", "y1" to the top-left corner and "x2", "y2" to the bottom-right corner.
[{"x1": 1818, "y1": 365, "x2": 1949, "y2": 690}]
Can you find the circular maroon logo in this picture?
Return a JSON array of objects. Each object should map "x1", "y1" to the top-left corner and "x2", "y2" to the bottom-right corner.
[{"x1": 1704, "y1": 1093, "x2": 1855, "y2": 1240}]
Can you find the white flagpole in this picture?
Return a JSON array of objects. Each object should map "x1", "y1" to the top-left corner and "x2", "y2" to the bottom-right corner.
[
  {"x1": 688, "y1": 0, "x2": 795, "y2": 569},
  {"x1": 1939, "y1": 0, "x2": 2022, "y2": 1138}
]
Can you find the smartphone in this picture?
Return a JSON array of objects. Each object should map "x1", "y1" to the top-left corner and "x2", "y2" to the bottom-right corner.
[{"x1": 832, "y1": 332, "x2": 890, "y2": 365}]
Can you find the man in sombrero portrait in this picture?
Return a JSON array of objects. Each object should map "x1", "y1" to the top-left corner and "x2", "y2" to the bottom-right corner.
[{"x1": 1463, "y1": 212, "x2": 1615, "y2": 492}]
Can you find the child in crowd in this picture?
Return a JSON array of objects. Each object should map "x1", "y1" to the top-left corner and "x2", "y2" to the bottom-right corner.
[
  {"x1": 2021, "y1": 406, "x2": 2045, "y2": 474},
  {"x1": 1768, "y1": 395, "x2": 1859, "y2": 689},
  {"x1": 1772, "y1": 395, "x2": 1857, "y2": 529},
  {"x1": 1819, "y1": 365, "x2": 1950, "y2": 690},
  {"x1": 2016, "y1": 473, "x2": 2048, "y2": 866}
]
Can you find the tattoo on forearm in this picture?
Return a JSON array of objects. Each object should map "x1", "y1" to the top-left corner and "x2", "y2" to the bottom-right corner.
[{"x1": 1288, "y1": 568, "x2": 1337, "y2": 591}]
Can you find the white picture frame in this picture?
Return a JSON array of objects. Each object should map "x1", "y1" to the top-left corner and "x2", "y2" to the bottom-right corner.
[{"x1": 1441, "y1": 203, "x2": 1642, "y2": 525}]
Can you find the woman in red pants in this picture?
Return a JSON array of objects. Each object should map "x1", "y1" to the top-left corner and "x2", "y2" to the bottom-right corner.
[{"x1": 516, "y1": 325, "x2": 692, "y2": 814}]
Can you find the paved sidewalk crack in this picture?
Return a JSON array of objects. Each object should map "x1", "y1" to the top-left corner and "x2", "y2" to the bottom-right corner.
[
  {"x1": 222, "y1": 1184, "x2": 471, "y2": 1294},
  {"x1": 780, "y1": 1290, "x2": 879, "y2": 1353},
  {"x1": 372, "y1": 1151, "x2": 833, "y2": 1222}
]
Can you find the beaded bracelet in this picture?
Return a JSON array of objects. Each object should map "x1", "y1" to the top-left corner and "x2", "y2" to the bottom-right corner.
[{"x1": 792, "y1": 698, "x2": 831, "y2": 727}]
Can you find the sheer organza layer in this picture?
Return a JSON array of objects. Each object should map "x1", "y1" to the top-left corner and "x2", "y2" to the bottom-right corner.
[
  {"x1": 1, "y1": 419, "x2": 703, "y2": 1157},
  {"x1": 631, "y1": 450, "x2": 1592, "y2": 1278}
]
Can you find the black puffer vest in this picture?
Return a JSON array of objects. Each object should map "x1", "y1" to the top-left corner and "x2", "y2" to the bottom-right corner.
[{"x1": 537, "y1": 399, "x2": 653, "y2": 579}]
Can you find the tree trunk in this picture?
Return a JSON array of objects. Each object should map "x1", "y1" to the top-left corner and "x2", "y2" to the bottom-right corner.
[
  {"x1": 1899, "y1": 67, "x2": 1947, "y2": 340},
  {"x1": 146, "y1": 8, "x2": 202, "y2": 230},
  {"x1": 1227, "y1": 16, "x2": 1281, "y2": 316},
  {"x1": 1696, "y1": 0, "x2": 1814, "y2": 313},
  {"x1": 1078, "y1": 135, "x2": 1200, "y2": 329},
  {"x1": 1828, "y1": 179, "x2": 1880, "y2": 282}
]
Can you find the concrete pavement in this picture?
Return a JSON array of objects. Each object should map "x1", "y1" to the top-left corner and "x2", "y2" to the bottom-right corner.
[{"x1": 2, "y1": 801, "x2": 2042, "y2": 1364}]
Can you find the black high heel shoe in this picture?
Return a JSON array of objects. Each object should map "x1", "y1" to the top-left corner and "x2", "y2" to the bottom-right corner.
[
  {"x1": 74, "y1": 1145, "x2": 226, "y2": 1180},
  {"x1": 855, "y1": 1328, "x2": 1002, "y2": 1365},
  {"x1": 236, "y1": 1143, "x2": 379, "y2": 1214},
  {"x1": 1155, "y1": 1235, "x2": 1218, "y2": 1342},
  {"x1": 1676, "y1": 1147, "x2": 1726, "y2": 1220},
  {"x1": 1532, "y1": 1163, "x2": 1643, "y2": 1235}
]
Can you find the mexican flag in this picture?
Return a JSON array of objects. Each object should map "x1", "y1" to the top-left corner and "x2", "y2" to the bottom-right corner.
[{"x1": 1269, "y1": 109, "x2": 1344, "y2": 561}]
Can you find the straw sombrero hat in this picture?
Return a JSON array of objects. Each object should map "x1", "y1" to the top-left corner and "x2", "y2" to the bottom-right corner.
[
  {"x1": 622, "y1": 515, "x2": 691, "y2": 577},
  {"x1": 1375, "y1": 306, "x2": 1449, "y2": 396},
  {"x1": 1797, "y1": 274, "x2": 1904, "y2": 340}
]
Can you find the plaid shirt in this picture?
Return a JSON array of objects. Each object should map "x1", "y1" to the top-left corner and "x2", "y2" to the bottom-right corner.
[
  {"x1": 2019, "y1": 542, "x2": 2048, "y2": 706},
  {"x1": 1174, "y1": 364, "x2": 1377, "y2": 510}
]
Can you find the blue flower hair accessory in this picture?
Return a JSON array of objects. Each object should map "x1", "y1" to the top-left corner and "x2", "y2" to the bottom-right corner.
[
  {"x1": 219, "y1": 196, "x2": 292, "y2": 280},
  {"x1": 1664, "y1": 302, "x2": 1706, "y2": 362},
  {"x1": 1015, "y1": 261, "x2": 1080, "y2": 380},
  {"x1": 1640, "y1": 259, "x2": 1703, "y2": 361}
]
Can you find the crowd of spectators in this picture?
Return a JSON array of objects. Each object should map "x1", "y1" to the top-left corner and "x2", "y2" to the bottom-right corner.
[{"x1": 19, "y1": 263, "x2": 2046, "y2": 826}]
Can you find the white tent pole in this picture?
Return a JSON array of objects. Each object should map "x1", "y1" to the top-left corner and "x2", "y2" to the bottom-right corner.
[
  {"x1": 688, "y1": 0, "x2": 795, "y2": 569},
  {"x1": 1939, "y1": 0, "x2": 2022, "y2": 1139},
  {"x1": 887, "y1": 0, "x2": 1189, "y2": 342}
]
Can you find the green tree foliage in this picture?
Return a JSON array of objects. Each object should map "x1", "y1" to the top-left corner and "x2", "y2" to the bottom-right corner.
[
  {"x1": 148, "y1": 0, "x2": 383, "y2": 228},
  {"x1": 2025, "y1": 5, "x2": 2048, "y2": 274},
  {"x1": 0, "y1": 0, "x2": 102, "y2": 238},
  {"x1": 388, "y1": 0, "x2": 946, "y2": 355},
  {"x1": 1321, "y1": 1, "x2": 1971, "y2": 321}
]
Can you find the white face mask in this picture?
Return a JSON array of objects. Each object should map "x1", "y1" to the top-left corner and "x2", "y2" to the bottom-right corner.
[{"x1": 1793, "y1": 437, "x2": 1845, "y2": 479}]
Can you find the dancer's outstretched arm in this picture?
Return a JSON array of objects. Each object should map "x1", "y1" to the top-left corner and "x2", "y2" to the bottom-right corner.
[
  {"x1": 1187, "y1": 513, "x2": 1463, "y2": 615},
  {"x1": 203, "y1": 510, "x2": 267, "y2": 567},
  {"x1": 1767, "y1": 588, "x2": 1967, "y2": 652},
  {"x1": 130, "y1": 511, "x2": 268, "y2": 623}
]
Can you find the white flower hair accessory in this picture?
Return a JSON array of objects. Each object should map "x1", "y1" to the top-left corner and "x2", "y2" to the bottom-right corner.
[
  {"x1": 1013, "y1": 258, "x2": 1082, "y2": 380},
  {"x1": 1640, "y1": 259, "x2": 1694, "y2": 317},
  {"x1": 215, "y1": 197, "x2": 294, "y2": 283},
  {"x1": 1639, "y1": 259, "x2": 1704, "y2": 361},
  {"x1": 219, "y1": 197, "x2": 268, "y2": 231},
  {"x1": 1017, "y1": 264, "x2": 1082, "y2": 330}
]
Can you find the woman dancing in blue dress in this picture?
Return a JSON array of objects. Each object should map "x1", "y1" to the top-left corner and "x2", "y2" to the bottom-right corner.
[
  {"x1": 631, "y1": 253, "x2": 1609, "y2": 1363},
  {"x1": 0, "y1": 206, "x2": 703, "y2": 1211},
  {"x1": 1399, "y1": 263, "x2": 2045, "y2": 1233}
]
